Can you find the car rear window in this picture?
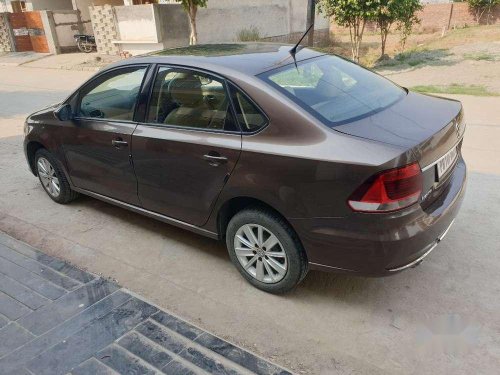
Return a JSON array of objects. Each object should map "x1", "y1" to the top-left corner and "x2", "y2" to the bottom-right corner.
[{"x1": 259, "y1": 55, "x2": 406, "y2": 126}]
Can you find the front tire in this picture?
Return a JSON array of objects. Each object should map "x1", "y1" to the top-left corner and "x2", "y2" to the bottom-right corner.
[
  {"x1": 226, "y1": 208, "x2": 308, "y2": 294},
  {"x1": 35, "y1": 149, "x2": 78, "y2": 204}
]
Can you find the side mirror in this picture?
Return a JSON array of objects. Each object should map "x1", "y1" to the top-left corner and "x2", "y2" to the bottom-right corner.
[{"x1": 53, "y1": 104, "x2": 73, "y2": 121}]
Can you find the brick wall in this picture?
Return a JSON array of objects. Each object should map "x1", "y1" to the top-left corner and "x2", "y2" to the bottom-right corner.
[
  {"x1": 0, "y1": 13, "x2": 13, "y2": 52},
  {"x1": 330, "y1": 2, "x2": 500, "y2": 34},
  {"x1": 89, "y1": 5, "x2": 119, "y2": 55}
]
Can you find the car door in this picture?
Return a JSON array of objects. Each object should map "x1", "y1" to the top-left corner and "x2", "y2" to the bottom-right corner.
[
  {"x1": 132, "y1": 66, "x2": 242, "y2": 227},
  {"x1": 62, "y1": 65, "x2": 148, "y2": 205}
]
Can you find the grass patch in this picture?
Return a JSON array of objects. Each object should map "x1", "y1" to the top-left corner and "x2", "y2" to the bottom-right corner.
[
  {"x1": 237, "y1": 27, "x2": 260, "y2": 42},
  {"x1": 463, "y1": 52, "x2": 497, "y2": 61},
  {"x1": 375, "y1": 48, "x2": 451, "y2": 68},
  {"x1": 411, "y1": 84, "x2": 499, "y2": 96}
]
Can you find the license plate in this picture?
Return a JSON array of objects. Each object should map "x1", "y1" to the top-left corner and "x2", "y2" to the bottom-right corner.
[{"x1": 437, "y1": 147, "x2": 458, "y2": 179}]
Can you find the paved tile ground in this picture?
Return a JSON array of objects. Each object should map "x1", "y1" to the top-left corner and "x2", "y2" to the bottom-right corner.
[{"x1": 0, "y1": 232, "x2": 290, "y2": 375}]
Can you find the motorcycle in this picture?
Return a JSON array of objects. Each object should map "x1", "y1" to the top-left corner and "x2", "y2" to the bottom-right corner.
[{"x1": 74, "y1": 34, "x2": 96, "y2": 53}]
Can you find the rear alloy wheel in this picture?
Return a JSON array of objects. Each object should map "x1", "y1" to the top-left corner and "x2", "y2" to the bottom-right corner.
[
  {"x1": 226, "y1": 208, "x2": 308, "y2": 294},
  {"x1": 35, "y1": 149, "x2": 78, "y2": 204},
  {"x1": 234, "y1": 224, "x2": 288, "y2": 284}
]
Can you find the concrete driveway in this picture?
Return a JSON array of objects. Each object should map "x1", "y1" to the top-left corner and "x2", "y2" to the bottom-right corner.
[{"x1": 0, "y1": 66, "x2": 499, "y2": 374}]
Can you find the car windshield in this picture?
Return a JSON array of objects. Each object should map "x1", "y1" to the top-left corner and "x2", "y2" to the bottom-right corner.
[{"x1": 259, "y1": 55, "x2": 406, "y2": 126}]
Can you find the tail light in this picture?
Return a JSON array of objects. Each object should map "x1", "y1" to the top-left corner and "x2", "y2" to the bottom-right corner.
[{"x1": 348, "y1": 163, "x2": 423, "y2": 213}]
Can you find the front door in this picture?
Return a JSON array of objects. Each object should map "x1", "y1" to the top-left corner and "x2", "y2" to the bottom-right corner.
[
  {"x1": 132, "y1": 67, "x2": 241, "y2": 226},
  {"x1": 63, "y1": 66, "x2": 148, "y2": 205}
]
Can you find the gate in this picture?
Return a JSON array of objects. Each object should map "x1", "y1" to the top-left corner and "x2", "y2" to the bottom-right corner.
[{"x1": 8, "y1": 11, "x2": 49, "y2": 53}]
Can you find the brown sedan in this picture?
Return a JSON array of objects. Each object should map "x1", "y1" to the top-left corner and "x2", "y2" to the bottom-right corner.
[{"x1": 23, "y1": 44, "x2": 466, "y2": 293}]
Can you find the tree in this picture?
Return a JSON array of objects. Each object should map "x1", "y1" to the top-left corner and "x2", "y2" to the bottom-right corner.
[
  {"x1": 466, "y1": 0, "x2": 500, "y2": 24},
  {"x1": 175, "y1": 0, "x2": 208, "y2": 45},
  {"x1": 318, "y1": 0, "x2": 378, "y2": 62},
  {"x1": 372, "y1": 0, "x2": 421, "y2": 57},
  {"x1": 395, "y1": 0, "x2": 422, "y2": 52}
]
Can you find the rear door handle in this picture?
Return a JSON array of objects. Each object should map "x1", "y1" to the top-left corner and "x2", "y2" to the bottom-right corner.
[
  {"x1": 112, "y1": 139, "x2": 128, "y2": 148},
  {"x1": 203, "y1": 153, "x2": 228, "y2": 165}
]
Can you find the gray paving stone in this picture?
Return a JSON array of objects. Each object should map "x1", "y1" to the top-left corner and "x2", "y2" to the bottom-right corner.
[
  {"x1": 178, "y1": 345, "x2": 240, "y2": 375},
  {"x1": 152, "y1": 310, "x2": 204, "y2": 341},
  {"x1": 0, "y1": 312, "x2": 9, "y2": 329},
  {"x1": 0, "y1": 291, "x2": 32, "y2": 320},
  {"x1": 161, "y1": 360, "x2": 200, "y2": 375},
  {"x1": 25, "y1": 298, "x2": 157, "y2": 375},
  {"x1": 118, "y1": 331, "x2": 174, "y2": 370},
  {"x1": 0, "y1": 291, "x2": 131, "y2": 372},
  {"x1": 97, "y1": 345, "x2": 158, "y2": 375},
  {"x1": 72, "y1": 358, "x2": 119, "y2": 375},
  {"x1": 0, "y1": 244, "x2": 80, "y2": 291},
  {"x1": 0, "y1": 273, "x2": 49, "y2": 310},
  {"x1": 195, "y1": 332, "x2": 291, "y2": 375},
  {"x1": 136, "y1": 320, "x2": 186, "y2": 355},
  {"x1": 17, "y1": 278, "x2": 119, "y2": 336},
  {"x1": 0, "y1": 257, "x2": 66, "y2": 300},
  {"x1": 0, "y1": 236, "x2": 94, "y2": 284},
  {"x1": 0, "y1": 322, "x2": 35, "y2": 357}
]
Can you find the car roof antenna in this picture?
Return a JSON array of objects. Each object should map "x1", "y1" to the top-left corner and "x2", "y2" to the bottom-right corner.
[{"x1": 289, "y1": 23, "x2": 314, "y2": 70}]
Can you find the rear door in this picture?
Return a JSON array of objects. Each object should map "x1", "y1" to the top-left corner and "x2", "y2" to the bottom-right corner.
[
  {"x1": 63, "y1": 65, "x2": 148, "y2": 205},
  {"x1": 132, "y1": 66, "x2": 241, "y2": 226}
]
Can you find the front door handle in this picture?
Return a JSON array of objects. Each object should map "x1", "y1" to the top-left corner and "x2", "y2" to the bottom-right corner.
[
  {"x1": 203, "y1": 153, "x2": 228, "y2": 166},
  {"x1": 112, "y1": 139, "x2": 128, "y2": 148}
]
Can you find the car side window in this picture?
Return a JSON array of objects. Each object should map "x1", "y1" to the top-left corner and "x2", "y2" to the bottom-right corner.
[
  {"x1": 77, "y1": 67, "x2": 147, "y2": 121},
  {"x1": 229, "y1": 85, "x2": 267, "y2": 132},
  {"x1": 147, "y1": 67, "x2": 238, "y2": 132}
]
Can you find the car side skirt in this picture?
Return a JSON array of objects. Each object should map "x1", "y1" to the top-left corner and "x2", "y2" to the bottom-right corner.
[{"x1": 72, "y1": 187, "x2": 219, "y2": 240}]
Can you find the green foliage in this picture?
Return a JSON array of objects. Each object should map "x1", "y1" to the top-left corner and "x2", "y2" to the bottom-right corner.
[
  {"x1": 371, "y1": 0, "x2": 422, "y2": 55},
  {"x1": 237, "y1": 27, "x2": 261, "y2": 42},
  {"x1": 393, "y1": 0, "x2": 422, "y2": 52},
  {"x1": 317, "y1": 0, "x2": 379, "y2": 62},
  {"x1": 175, "y1": 0, "x2": 207, "y2": 11},
  {"x1": 466, "y1": 0, "x2": 500, "y2": 23}
]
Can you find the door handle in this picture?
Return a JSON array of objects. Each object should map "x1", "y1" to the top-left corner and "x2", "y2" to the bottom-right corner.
[
  {"x1": 112, "y1": 139, "x2": 128, "y2": 148},
  {"x1": 203, "y1": 153, "x2": 228, "y2": 166}
]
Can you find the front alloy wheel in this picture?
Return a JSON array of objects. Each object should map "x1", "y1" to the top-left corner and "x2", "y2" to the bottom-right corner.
[
  {"x1": 234, "y1": 224, "x2": 288, "y2": 283},
  {"x1": 37, "y1": 157, "x2": 61, "y2": 198}
]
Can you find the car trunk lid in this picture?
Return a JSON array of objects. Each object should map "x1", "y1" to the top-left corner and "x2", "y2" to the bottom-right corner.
[{"x1": 335, "y1": 91, "x2": 465, "y2": 206}]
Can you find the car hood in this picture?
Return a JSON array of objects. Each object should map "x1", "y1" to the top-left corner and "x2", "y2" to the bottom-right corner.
[{"x1": 334, "y1": 91, "x2": 462, "y2": 149}]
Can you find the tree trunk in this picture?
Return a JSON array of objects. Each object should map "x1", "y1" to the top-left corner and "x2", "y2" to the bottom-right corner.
[
  {"x1": 188, "y1": 5, "x2": 198, "y2": 45},
  {"x1": 306, "y1": 0, "x2": 315, "y2": 47},
  {"x1": 380, "y1": 28, "x2": 388, "y2": 57}
]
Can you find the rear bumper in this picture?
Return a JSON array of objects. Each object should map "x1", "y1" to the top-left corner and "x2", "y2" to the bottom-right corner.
[{"x1": 291, "y1": 157, "x2": 467, "y2": 276}]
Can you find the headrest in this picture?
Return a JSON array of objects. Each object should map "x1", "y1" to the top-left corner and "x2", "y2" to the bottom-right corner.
[{"x1": 168, "y1": 73, "x2": 204, "y2": 106}]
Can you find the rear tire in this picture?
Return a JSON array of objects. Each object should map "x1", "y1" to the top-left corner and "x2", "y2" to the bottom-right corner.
[
  {"x1": 226, "y1": 208, "x2": 308, "y2": 294},
  {"x1": 35, "y1": 149, "x2": 78, "y2": 204}
]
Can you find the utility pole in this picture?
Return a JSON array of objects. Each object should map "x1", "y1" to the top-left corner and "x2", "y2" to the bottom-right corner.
[{"x1": 306, "y1": 0, "x2": 315, "y2": 46}]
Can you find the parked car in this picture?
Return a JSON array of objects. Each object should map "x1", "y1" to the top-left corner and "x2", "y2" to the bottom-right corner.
[{"x1": 23, "y1": 44, "x2": 466, "y2": 293}]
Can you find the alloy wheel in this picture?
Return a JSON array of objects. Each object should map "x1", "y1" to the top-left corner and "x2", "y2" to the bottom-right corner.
[
  {"x1": 234, "y1": 224, "x2": 288, "y2": 283},
  {"x1": 37, "y1": 157, "x2": 61, "y2": 198}
]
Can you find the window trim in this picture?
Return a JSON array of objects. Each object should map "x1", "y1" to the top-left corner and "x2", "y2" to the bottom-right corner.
[
  {"x1": 73, "y1": 64, "x2": 150, "y2": 124},
  {"x1": 141, "y1": 64, "x2": 269, "y2": 135},
  {"x1": 227, "y1": 82, "x2": 269, "y2": 136}
]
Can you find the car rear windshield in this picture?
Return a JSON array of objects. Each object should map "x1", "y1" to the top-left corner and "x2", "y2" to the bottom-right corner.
[{"x1": 259, "y1": 55, "x2": 406, "y2": 126}]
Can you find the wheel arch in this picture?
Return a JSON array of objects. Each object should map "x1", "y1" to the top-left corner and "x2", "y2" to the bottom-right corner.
[
  {"x1": 216, "y1": 197, "x2": 306, "y2": 258},
  {"x1": 26, "y1": 141, "x2": 46, "y2": 176}
]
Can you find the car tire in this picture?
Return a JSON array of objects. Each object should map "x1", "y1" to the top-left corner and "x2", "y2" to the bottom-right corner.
[
  {"x1": 226, "y1": 208, "x2": 308, "y2": 294},
  {"x1": 35, "y1": 149, "x2": 78, "y2": 204}
]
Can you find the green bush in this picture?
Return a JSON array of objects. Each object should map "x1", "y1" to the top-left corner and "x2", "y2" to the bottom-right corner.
[{"x1": 237, "y1": 27, "x2": 261, "y2": 42}]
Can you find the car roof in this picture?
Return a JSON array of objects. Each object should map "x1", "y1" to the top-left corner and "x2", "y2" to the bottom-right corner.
[{"x1": 110, "y1": 43, "x2": 326, "y2": 76}]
